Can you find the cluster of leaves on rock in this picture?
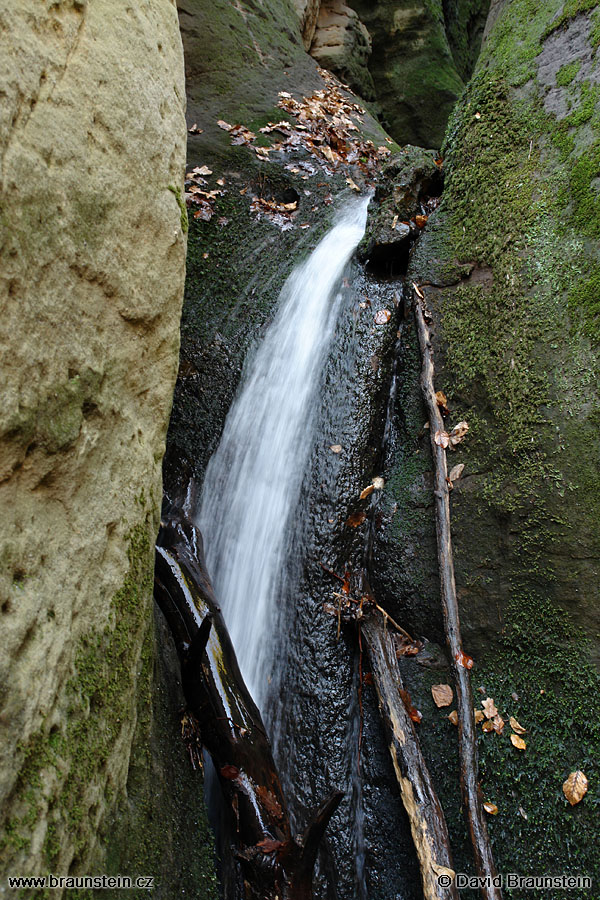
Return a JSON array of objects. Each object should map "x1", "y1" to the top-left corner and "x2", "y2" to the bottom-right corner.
[{"x1": 187, "y1": 68, "x2": 394, "y2": 231}]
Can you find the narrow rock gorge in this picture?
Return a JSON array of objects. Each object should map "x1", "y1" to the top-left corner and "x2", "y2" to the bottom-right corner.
[{"x1": 1, "y1": 0, "x2": 598, "y2": 898}]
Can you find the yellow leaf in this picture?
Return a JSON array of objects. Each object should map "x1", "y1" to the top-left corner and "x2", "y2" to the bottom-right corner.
[
  {"x1": 483, "y1": 802, "x2": 498, "y2": 815},
  {"x1": 509, "y1": 716, "x2": 526, "y2": 734},
  {"x1": 482, "y1": 720, "x2": 495, "y2": 733},
  {"x1": 510, "y1": 733, "x2": 527, "y2": 750},
  {"x1": 474, "y1": 709, "x2": 485, "y2": 724},
  {"x1": 431, "y1": 684, "x2": 453, "y2": 707},
  {"x1": 447, "y1": 710, "x2": 458, "y2": 726},
  {"x1": 562, "y1": 771, "x2": 588, "y2": 806},
  {"x1": 359, "y1": 484, "x2": 374, "y2": 500},
  {"x1": 492, "y1": 715, "x2": 505, "y2": 735}
]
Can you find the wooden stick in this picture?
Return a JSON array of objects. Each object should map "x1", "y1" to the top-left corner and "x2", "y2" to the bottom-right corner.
[
  {"x1": 361, "y1": 608, "x2": 458, "y2": 900},
  {"x1": 155, "y1": 503, "x2": 342, "y2": 900},
  {"x1": 413, "y1": 292, "x2": 502, "y2": 900}
]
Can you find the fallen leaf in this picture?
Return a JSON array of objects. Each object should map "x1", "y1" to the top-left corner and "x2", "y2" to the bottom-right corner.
[
  {"x1": 492, "y1": 715, "x2": 505, "y2": 735},
  {"x1": 192, "y1": 165, "x2": 213, "y2": 176},
  {"x1": 220, "y1": 765, "x2": 240, "y2": 779},
  {"x1": 415, "y1": 215, "x2": 428, "y2": 228},
  {"x1": 256, "y1": 786, "x2": 284, "y2": 820},
  {"x1": 346, "y1": 511, "x2": 367, "y2": 528},
  {"x1": 474, "y1": 709, "x2": 485, "y2": 724},
  {"x1": 391, "y1": 214, "x2": 398, "y2": 230},
  {"x1": 511, "y1": 691, "x2": 519, "y2": 702},
  {"x1": 359, "y1": 484, "x2": 374, "y2": 500},
  {"x1": 346, "y1": 175, "x2": 361, "y2": 192},
  {"x1": 372, "y1": 476, "x2": 385, "y2": 490},
  {"x1": 431, "y1": 684, "x2": 453, "y2": 708},
  {"x1": 282, "y1": 201, "x2": 297, "y2": 210},
  {"x1": 412, "y1": 282, "x2": 425, "y2": 300},
  {"x1": 435, "y1": 390, "x2": 448, "y2": 409},
  {"x1": 216, "y1": 178, "x2": 225, "y2": 186},
  {"x1": 448, "y1": 463, "x2": 465, "y2": 482},
  {"x1": 330, "y1": 444, "x2": 342, "y2": 453},
  {"x1": 509, "y1": 716, "x2": 526, "y2": 734},
  {"x1": 519, "y1": 806, "x2": 528, "y2": 820},
  {"x1": 448, "y1": 421, "x2": 469, "y2": 448},
  {"x1": 374, "y1": 309, "x2": 391, "y2": 325},
  {"x1": 188, "y1": 123, "x2": 203, "y2": 134},
  {"x1": 217, "y1": 119, "x2": 233, "y2": 131},
  {"x1": 483, "y1": 802, "x2": 498, "y2": 815},
  {"x1": 563, "y1": 771, "x2": 588, "y2": 806},
  {"x1": 394, "y1": 634, "x2": 424, "y2": 657},
  {"x1": 456, "y1": 650, "x2": 474, "y2": 669},
  {"x1": 400, "y1": 689, "x2": 422, "y2": 723},
  {"x1": 510, "y1": 734, "x2": 527, "y2": 750},
  {"x1": 448, "y1": 710, "x2": 459, "y2": 725},
  {"x1": 482, "y1": 697, "x2": 498, "y2": 719},
  {"x1": 434, "y1": 430, "x2": 450, "y2": 449},
  {"x1": 257, "y1": 838, "x2": 285, "y2": 854},
  {"x1": 482, "y1": 720, "x2": 495, "y2": 733}
]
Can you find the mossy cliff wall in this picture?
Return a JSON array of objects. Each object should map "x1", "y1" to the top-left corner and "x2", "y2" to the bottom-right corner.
[
  {"x1": 0, "y1": 1, "x2": 206, "y2": 893},
  {"x1": 375, "y1": 0, "x2": 600, "y2": 889}
]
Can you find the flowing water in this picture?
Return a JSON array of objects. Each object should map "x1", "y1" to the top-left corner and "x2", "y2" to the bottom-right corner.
[{"x1": 197, "y1": 196, "x2": 370, "y2": 708}]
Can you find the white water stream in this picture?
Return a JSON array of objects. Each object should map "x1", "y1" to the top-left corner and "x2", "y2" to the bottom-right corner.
[{"x1": 197, "y1": 196, "x2": 370, "y2": 708}]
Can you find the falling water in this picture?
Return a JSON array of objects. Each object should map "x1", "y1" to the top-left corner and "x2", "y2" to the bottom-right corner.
[{"x1": 197, "y1": 196, "x2": 370, "y2": 708}]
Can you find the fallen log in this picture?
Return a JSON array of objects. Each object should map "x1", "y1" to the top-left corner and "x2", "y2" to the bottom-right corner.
[
  {"x1": 154, "y1": 502, "x2": 342, "y2": 900},
  {"x1": 359, "y1": 601, "x2": 458, "y2": 900},
  {"x1": 413, "y1": 291, "x2": 502, "y2": 900}
]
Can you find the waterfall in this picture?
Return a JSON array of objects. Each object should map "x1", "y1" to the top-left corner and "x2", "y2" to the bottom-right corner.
[{"x1": 197, "y1": 196, "x2": 370, "y2": 708}]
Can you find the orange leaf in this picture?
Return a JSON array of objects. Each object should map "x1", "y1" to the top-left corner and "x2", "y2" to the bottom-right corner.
[
  {"x1": 509, "y1": 716, "x2": 526, "y2": 734},
  {"x1": 482, "y1": 697, "x2": 498, "y2": 719},
  {"x1": 483, "y1": 802, "x2": 498, "y2": 815},
  {"x1": 455, "y1": 650, "x2": 474, "y2": 669},
  {"x1": 415, "y1": 215, "x2": 428, "y2": 228},
  {"x1": 448, "y1": 710, "x2": 458, "y2": 726},
  {"x1": 346, "y1": 511, "x2": 367, "y2": 528},
  {"x1": 431, "y1": 684, "x2": 453, "y2": 708},
  {"x1": 510, "y1": 733, "x2": 526, "y2": 750},
  {"x1": 257, "y1": 838, "x2": 285, "y2": 854},
  {"x1": 359, "y1": 484, "x2": 374, "y2": 500},
  {"x1": 562, "y1": 771, "x2": 588, "y2": 806},
  {"x1": 220, "y1": 765, "x2": 240, "y2": 780}
]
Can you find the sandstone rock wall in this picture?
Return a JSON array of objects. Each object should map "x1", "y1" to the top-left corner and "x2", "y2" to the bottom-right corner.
[{"x1": 0, "y1": 0, "x2": 190, "y2": 885}]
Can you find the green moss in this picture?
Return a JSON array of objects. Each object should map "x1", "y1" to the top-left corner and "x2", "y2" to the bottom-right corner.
[
  {"x1": 556, "y1": 59, "x2": 582, "y2": 85},
  {"x1": 168, "y1": 184, "x2": 188, "y2": 234},
  {"x1": 567, "y1": 261, "x2": 600, "y2": 342}
]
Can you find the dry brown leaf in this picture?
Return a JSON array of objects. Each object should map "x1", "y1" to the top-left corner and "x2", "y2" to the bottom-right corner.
[
  {"x1": 434, "y1": 430, "x2": 450, "y2": 449},
  {"x1": 412, "y1": 282, "x2": 425, "y2": 300},
  {"x1": 330, "y1": 444, "x2": 342, "y2": 454},
  {"x1": 435, "y1": 390, "x2": 448, "y2": 406},
  {"x1": 374, "y1": 309, "x2": 391, "y2": 325},
  {"x1": 346, "y1": 175, "x2": 361, "y2": 192},
  {"x1": 509, "y1": 716, "x2": 526, "y2": 734},
  {"x1": 483, "y1": 802, "x2": 498, "y2": 815},
  {"x1": 492, "y1": 715, "x2": 505, "y2": 735},
  {"x1": 562, "y1": 771, "x2": 588, "y2": 806},
  {"x1": 257, "y1": 838, "x2": 285, "y2": 853},
  {"x1": 188, "y1": 123, "x2": 203, "y2": 134},
  {"x1": 217, "y1": 119, "x2": 233, "y2": 131},
  {"x1": 346, "y1": 511, "x2": 367, "y2": 528},
  {"x1": 359, "y1": 484, "x2": 374, "y2": 500},
  {"x1": 474, "y1": 709, "x2": 485, "y2": 724},
  {"x1": 482, "y1": 697, "x2": 498, "y2": 719},
  {"x1": 448, "y1": 421, "x2": 469, "y2": 448},
  {"x1": 510, "y1": 733, "x2": 527, "y2": 750},
  {"x1": 448, "y1": 463, "x2": 465, "y2": 482},
  {"x1": 448, "y1": 710, "x2": 458, "y2": 726},
  {"x1": 431, "y1": 684, "x2": 453, "y2": 708},
  {"x1": 482, "y1": 720, "x2": 495, "y2": 733},
  {"x1": 415, "y1": 214, "x2": 428, "y2": 228},
  {"x1": 391, "y1": 214, "x2": 398, "y2": 230}
]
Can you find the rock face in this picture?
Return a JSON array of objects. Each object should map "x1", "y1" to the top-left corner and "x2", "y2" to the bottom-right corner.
[
  {"x1": 374, "y1": 0, "x2": 600, "y2": 884},
  {"x1": 292, "y1": 0, "x2": 322, "y2": 49},
  {"x1": 346, "y1": 0, "x2": 490, "y2": 146},
  {"x1": 310, "y1": 0, "x2": 376, "y2": 100},
  {"x1": 0, "y1": 0, "x2": 201, "y2": 887}
]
